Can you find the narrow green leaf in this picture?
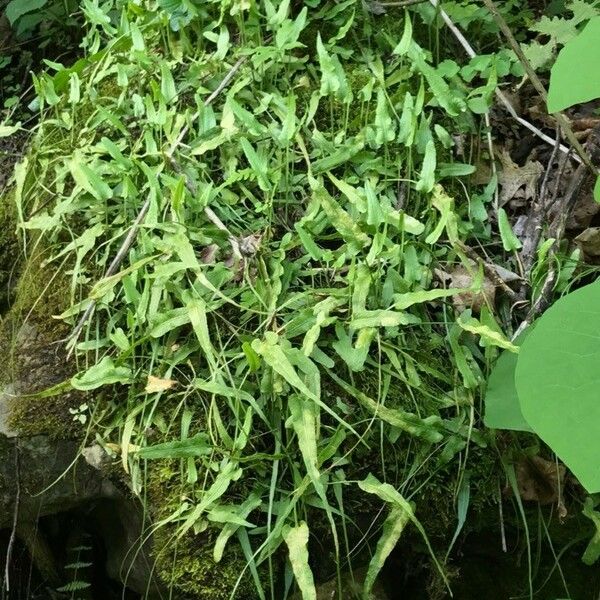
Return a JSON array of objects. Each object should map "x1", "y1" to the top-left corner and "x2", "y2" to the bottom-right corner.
[
  {"x1": 457, "y1": 314, "x2": 519, "y2": 353},
  {"x1": 0, "y1": 123, "x2": 20, "y2": 137},
  {"x1": 498, "y1": 207, "x2": 522, "y2": 251},
  {"x1": 311, "y1": 178, "x2": 370, "y2": 251},
  {"x1": 393, "y1": 288, "x2": 462, "y2": 310},
  {"x1": 136, "y1": 434, "x2": 212, "y2": 459},
  {"x1": 240, "y1": 137, "x2": 270, "y2": 191},
  {"x1": 71, "y1": 356, "x2": 132, "y2": 391},
  {"x1": 358, "y1": 474, "x2": 449, "y2": 592},
  {"x1": 70, "y1": 157, "x2": 112, "y2": 201},
  {"x1": 582, "y1": 498, "x2": 600, "y2": 565},
  {"x1": 415, "y1": 140, "x2": 436, "y2": 193},
  {"x1": 213, "y1": 494, "x2": 261, "y2": 562},
  {"x1": 283, "y1": 522, "x2": 317, "y2": 600}
]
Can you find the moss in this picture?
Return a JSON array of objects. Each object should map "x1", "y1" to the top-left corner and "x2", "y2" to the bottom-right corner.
[
  {"x1": 144, "y1": 459, "x2": 262, "y2": 599},
  {"x1": 0, "y1": 191, "x2": 20, "y2": 313},
  {"x1": 0, "y1": 242, "x2": 87, "y2": 440},
  {"x1": 152, "y1": 526, "x2": 259, "y2": 600}
]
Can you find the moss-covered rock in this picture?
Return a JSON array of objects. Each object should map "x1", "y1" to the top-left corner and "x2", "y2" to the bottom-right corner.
[
  {"x1": 0, "y1": 242, "x2": 86, "y2": 439},
  {"x1": 145, "y1": 458, "x2": 262, "y2": 599}
]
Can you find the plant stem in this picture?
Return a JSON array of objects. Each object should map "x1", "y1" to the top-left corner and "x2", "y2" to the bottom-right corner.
[{"x1": 480, "y1": 0, "x2": 597, "y2": 173}]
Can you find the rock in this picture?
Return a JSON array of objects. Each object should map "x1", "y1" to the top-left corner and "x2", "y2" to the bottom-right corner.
[{"x1": 0, "y1": 254, "x2": 163, "y2": 597}]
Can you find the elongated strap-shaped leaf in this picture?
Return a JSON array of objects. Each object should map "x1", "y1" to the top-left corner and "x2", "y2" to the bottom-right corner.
[
  {"x1": 310, "y1": 178, "x2": 371, "y2": 251},
  {"x1": 326, "y1": 370, "x2": 444, "y2": 442},
  {"x1": 364, "y1": 505, "x2": 411, "y2": 596},
  {"x1": 288, "y1": 395, "x2": 320, "y2": 484},
  {"x1": 393, "y1": 288, "x2": 463, "y2": 310},
  {"x1": 252, "y1": 333, "x2": 318, "y2": 401},
  {"x1": 213, "y1": 494, "x2": 262, "y2": 563},
  {"x1": 71, "y1": 356, "x2": 132, "y2": 391},
  {"x1": 135, "y1": 434, "x2": 211, "y2": 459},
  {"x1": 283, "y1": 522, "x2": 317, "y2": 600},
  {"x1": 179, "y1": 462, "x2": 243, "y2": 536},
  {"x1": 457, "y1": 313, "x2": 518, "y2": 353},
  {"x1": 358, "y1": 474, "x2": 449, "y2": 592}
]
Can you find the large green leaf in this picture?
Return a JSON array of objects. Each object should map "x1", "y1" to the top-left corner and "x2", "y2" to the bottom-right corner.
[
  {"x1": 515, "y1": 282, "x2": 600, "y2": 492},
  {"x1": 484, "y1": 332, "x2": 533, "y2": 433},
  {"x1": 5, "y1": 0, "x2": 47, "y2": 25},
  {"x1": 547, "y1": 17, "x2": 600, "y2": 113}
]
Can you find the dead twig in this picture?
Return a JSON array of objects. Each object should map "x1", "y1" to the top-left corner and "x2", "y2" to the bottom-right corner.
[
  {"x1": 512, "y1": 158, "x2": 587, "y2": 337},
  {"x1": 429, "y1": 0, "x2": 579, "y2": 162},
  {"x1": 456, "y1": 241, "x2": 518, "y2": 300},
  {"x1": 3, "y1": 440, "x2": 20, "y2": 593},
  {"x1": 480, "y1": 0, "x2": 597, "y2": 173},
  {"x1": 66, "y1": 57, "x2": 246, "y2": 352},
  {"x1": 512, "y1": 269, "x2": 556, "y2": 340},
  {"x1": 167, "y1": 157, "x2": 242, "y2": 261},
  {"x1": 166, "y1": 56, "x2": 246, "y2": 157},
  {"x1": 519, "y1": 127, "x2": 562, "y2": 278}
]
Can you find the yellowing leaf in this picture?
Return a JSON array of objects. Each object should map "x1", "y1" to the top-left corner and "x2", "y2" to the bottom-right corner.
[
  {"x1": 145, "y1": 375, "x2": 176, "y2": 393},
  {"x1": 425, "y1": 185, "x2": 458, "y2": 245},
  {"x1": 283, "y1": 522, "x2": 316, "y2": 600},
  {"x1": 457, "y1": 314, "x2": 519, "y2": 353},
  {"x1": 310, "y1": 178, "x2": 370, "y2": 251}
]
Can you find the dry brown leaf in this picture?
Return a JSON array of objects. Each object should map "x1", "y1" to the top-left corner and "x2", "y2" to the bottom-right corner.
[
  {"x1": 513, "y1": 455, "x2": 566, "y2": 506},
  {"x1": 448, "y1": 266, "x2": 496, "y2": 313},
  {"x1": 145, "y1": 375, "x2": 176, "y2": 393},
  {"x1": 498, "y1": 150, "x2": 544, "y2": 207},
  {"x1": 199, "y1": 243, "x2": 219, "y2": 264},
  {"x1": 575, "y1": 227, "x2": 600, "y2": 258}
]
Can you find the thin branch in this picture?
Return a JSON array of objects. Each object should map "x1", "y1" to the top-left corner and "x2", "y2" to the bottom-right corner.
[
  {"x1": 456, "y1": 241, "x2": 517, "y2": 300},
  {"x1": 66, "y1": 197, "x2": 151, "y2": 354},
  {"x1": 480, "y1": 0, "x2": 597, "y2": 173},
  {"x1": 166, "y1": 56, "x2": 246, "y2": 160},
  {"x1": 167, "y1": 156, "x2": 242, "y2": 261},
  {"x1": 519, "y1": 127, "x2": 562, "y2": 277},
  {"x1": 66, "y1": 57, "x2": 247, "y2": 351},
  {"x1": 4, "y1": 440, "x2": 20, "y2": 593},
  {"x1": 429, "y1": 0, "x2": 578, "y2": 162}
]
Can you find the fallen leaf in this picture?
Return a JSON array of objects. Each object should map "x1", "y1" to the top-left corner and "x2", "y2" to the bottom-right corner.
[
  {"x1": 448, "y1": 266, "x2": 496, "y2": 313},
  {"x1": 513, "y1": 455, "x2": 566, "y2": 506},
  {"x1": 575, "y1": 227, "x2": 600, "y2": 257},
  {"x1": 498, "y1": 151, "x2": 544, "y2": 207},
  {"x1": 145, "y1": 375, "x2": 176, "y2": 393},
  {"x1": 199, "y1": 244, "x2": 219, "y2": 264}
]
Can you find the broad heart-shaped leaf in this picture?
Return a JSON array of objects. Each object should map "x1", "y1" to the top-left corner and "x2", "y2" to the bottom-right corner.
[
  {"x1": 547, "y1": 17, "x2": 600, "y2": 113},
  {"x1": 5, "y1": 0, "x2": 47, "y2": 25},
  {"x1": 515, "y1": 281, "x2": 600, "y2": 492},
  {"x1": 484, "y1": 331, "x2": 533, "y2": 433}
]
